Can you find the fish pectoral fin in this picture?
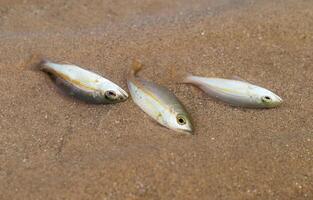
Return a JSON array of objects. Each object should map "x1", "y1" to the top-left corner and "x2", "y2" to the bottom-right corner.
[{"x1": 60, "y1": 61, "x2": 76, "y2": 65}]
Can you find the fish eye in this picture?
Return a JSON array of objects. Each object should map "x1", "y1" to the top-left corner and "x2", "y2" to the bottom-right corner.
[
  {"x1": 176, "y1": 115, "x2": 187, "y2": 125},
  {"x1": 262, "y1": 96, "x2": 272, "y2": 103},
  {"x1": 105, "y1": 90, "x2": 117, "y2": 99}
]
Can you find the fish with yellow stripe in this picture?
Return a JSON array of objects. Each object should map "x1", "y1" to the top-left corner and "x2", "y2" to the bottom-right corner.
[
  {"x1": 39, "y1": 59, "x2": 128, "y2": 104},
  {"x1": 183, "y1": 74, "x2": 283, "y2": 108},
  {"x1": 127, "y1": 60, "x2": 193, "y2": 134}
]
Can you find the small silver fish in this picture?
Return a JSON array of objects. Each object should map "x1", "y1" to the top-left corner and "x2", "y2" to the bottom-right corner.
[
  {"x1": 39, "y1": 60, "x2": 128, "y2": 104},
  {"x1": 183, "y1": 74, "x2": 283, "y2": 108},
  {"x1": 127, "y1": 60, "x2": 193, "y2": 134}
]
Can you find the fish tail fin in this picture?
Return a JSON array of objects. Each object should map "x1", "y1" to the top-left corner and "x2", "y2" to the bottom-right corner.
[
  {"x1": 170, "y1": 66, "x2": 193, "y2": 84},
  {"x1": 25, "y1": 53, "x2": 52, "y2": 71},
  {"x1": 37, "y1": 59, "x2": 52, "y2": 70},
  {"x1": 129, "y1": 59, "x2": 143, "y2": 78},
  {"x1": 182, "y1": 72, "x2": 194, "y2": 83}
]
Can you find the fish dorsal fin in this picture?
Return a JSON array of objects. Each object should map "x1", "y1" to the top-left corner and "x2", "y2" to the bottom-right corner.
[
  {"x1": 231, "y1": 76, "x2": 252, "y2": 84},
  {"x1": 24, "y1": 53, "x2": 50, "y2": 71}
]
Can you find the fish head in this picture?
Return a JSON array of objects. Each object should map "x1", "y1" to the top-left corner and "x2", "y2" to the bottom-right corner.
[
  {"x1": 103, "y1": 86, "x2": 129, "y2": 103},
  {"x1": 167, "y1": 112, "x2": 193, "y2": 134},
  {"x1": 256, "y1": 88, "x2": 283, "y2": 108}
]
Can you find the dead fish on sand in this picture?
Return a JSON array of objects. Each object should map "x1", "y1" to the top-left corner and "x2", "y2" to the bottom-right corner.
[
  {"x1": 127, "y1": 60, "x2": 193, "y2": 134},
  {"x1": 38, "y1": 59, "x2": 128, "y2": 104},
  {"x1": 183, "y1": 74, "x2": 283, "y2": 108}
]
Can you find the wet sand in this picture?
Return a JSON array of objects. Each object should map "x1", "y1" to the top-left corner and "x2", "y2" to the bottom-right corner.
[{"x1": 1, "y1": 0, "x2": 313, "y2": 199}]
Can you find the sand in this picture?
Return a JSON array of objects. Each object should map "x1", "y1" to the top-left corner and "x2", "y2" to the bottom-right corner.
[{"x1": 0, "y1": 0, "x2": 313, "y2": 199}]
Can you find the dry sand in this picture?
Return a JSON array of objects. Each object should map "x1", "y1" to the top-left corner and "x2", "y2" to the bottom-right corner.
[{"x1": 1, "y1": 0, "x2": 313, "y2": 199}]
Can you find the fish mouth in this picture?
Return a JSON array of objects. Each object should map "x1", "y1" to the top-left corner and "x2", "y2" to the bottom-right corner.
[
  {"x1": 274, "y1": 94, "x2": 283, "y2": 105},
  {"x1": 118, "y1": 88, "x2": 129, "y2": 101},
  {"x1": 267, "y1": 96, "x2": 283, "y2": 108},
  {"x1": 277, "y1": 96, "x2": 283, "y2": 103},
  {"x1": 175, "y1": 127, "x2": 194, "y2": 135}
]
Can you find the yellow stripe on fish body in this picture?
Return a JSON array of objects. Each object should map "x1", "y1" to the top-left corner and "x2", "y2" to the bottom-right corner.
[
  {"x1": 44, "y1": 63, "x2": 103, "y2": 90},
  {"x1": 127, "y1": 75, "x2": 193, "y2": 134},
  {"x1": 184, "y1": 75, "x2": 282, "y2": 108},
  {"x1": 44, "y1": 67, "x2": 99, "y2": 92},
  {"x1": 40, "y1": 60, "x2": 128, "y2": 104},
  {"x1": 128, "y1": 81, "x2": 165, "y2": 125},
  {"x1": 126, "y1": 59, "x2": 193, "y2": 134}
]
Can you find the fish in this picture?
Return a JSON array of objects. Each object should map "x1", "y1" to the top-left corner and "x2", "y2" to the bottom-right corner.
[
  {"x1": 183, "y1": 74, "x2": 283, "y2": 108},
  {"x1": 38, "y1": 59, "x2": 128, "y2": 104},
  {"x1": 127, "y1": 60, "x2": 193, "y2": 134}
]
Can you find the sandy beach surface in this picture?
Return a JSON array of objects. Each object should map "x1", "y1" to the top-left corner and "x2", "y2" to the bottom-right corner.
[{"x1": 1, "y1": 0, "x2": 313, "y2": 199}]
